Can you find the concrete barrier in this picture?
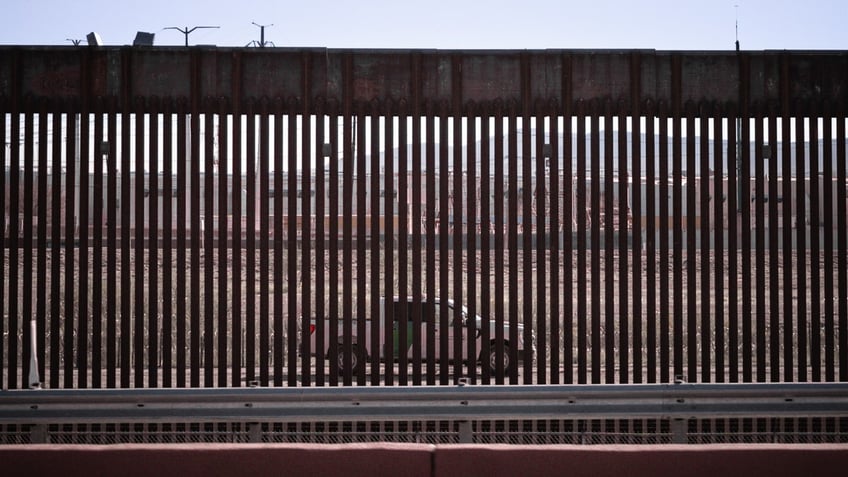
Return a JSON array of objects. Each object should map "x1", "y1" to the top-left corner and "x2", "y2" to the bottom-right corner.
[
  {"x1": 433, "y1": 444, "x2": 848, "y2": 477},
  {"x1": 2, "y1": 443, "x2": 847, "y2": 477},
  {"x1": 0, "y1": 443, "x2": 434, "y2": 477}
]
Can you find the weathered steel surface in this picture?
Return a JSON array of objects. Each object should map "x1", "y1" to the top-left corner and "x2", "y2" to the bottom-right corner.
[
  {"x1": 1, "y1": 47, "x2": 846, "y2": 113},
  {"x1": 1, "y1": 45, "x2": 847, "y2": 394}
]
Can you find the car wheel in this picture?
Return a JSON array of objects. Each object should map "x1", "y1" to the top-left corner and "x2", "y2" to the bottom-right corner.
[
  {"x1": 486, "y1": 343, "x2": 514, "y2": 377},
  {"x1": 336, "y1": 344, "x2": 365, "y2": 376}
]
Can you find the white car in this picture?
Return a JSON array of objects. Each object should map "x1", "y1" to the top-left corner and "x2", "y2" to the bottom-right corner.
[{"x1": 308, "y1": 297, "x2": 535, "y2": 376}]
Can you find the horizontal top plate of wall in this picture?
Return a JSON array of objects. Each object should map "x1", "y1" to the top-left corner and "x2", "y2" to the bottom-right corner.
[{"x1": 0, "y1": 47, "x2": 846, "y2": 115}]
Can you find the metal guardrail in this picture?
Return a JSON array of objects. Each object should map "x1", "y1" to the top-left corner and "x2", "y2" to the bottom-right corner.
[{"x1": 3, "y1": 383, "x2": 848, "y2": 425}]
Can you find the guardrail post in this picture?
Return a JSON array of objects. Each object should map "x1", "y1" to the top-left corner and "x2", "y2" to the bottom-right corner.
[
  {"x1": 30, "y1": 424, "x2": 47, "y2": 444},
  {"x1": 670, "y1": 418, "x2": 687, "y2": 444},
  {"x1": 247, "y1": 423, "x2": 262, "y2": 443},
  {"x1": 458, "y1": 421, "x2": 473, "y2": 443}
]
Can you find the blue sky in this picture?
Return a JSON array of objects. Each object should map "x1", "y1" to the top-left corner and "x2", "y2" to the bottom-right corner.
[{"x1": 1, "y1": 0, "x2": 845, "y2": 50}]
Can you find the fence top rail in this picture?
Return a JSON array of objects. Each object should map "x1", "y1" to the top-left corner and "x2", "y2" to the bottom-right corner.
[
  {"x1": 1, "y1": 47, "x2": 846, "y2": 115},
  {"x1": 2, "y1": 383, "x2": 848, "y2": 424}
]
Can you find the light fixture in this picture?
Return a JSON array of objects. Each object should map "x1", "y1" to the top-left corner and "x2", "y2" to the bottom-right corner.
[
  {"x1": 133, "y1": 32, "x2": 155, "y2": 46},
  {"x1": 86, "y1": 32, "x2": 102, "y2": 46}
]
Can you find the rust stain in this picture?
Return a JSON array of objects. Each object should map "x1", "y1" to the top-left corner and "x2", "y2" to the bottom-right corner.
[{"x1": 29, "y1": 65, "x2": 80, "y2": 97}]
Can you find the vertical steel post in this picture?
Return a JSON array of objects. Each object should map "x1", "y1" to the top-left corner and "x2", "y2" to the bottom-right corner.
[
  {"x1": 302, "y1": 53, "x2": 313, "y2": 387},
  {"x1": 658, "y1": 100, "x2": 670, "y2": 384},
  {"x1": 618, "y1": 99, "x2": 629, "y2": 385},
  {"x1": 36, "y1": 97, "x2": 49, "y2": 388},
  {"x1": 397, "y1": 98, "x2": 409, "y2": 386},
  {"x1": 713, "y1": 102, "x2": 726, "y2": 384},
  {"x1": 576, "y1": 99, "x2": 587, "y2": 385},
  {"x1": 315, "y1": 97, "x2": 326, "y2": 387},
  {"x1": 727, "y1": 102, "x2": 739, "y2": 384},
  {"x1": 630, "y1": 53, "x2": 643, "y2": 385},
  {"x1": 162, "y1": 98, "x2": 173, "y2": 388},
  {"x1": 231, "y1": 55, "x2": 243, "y2": 389},
  {"x1": 603, "y1": 98, "x2": 614, "y2": 384},
  {"x1": 823, "y1": 103, "x2": 835, "y2": 383},
  {"x1": 217, "y1": 97, "x2": 229, "y2": 388},
  {"x1": 646, "y1": 100, "x2": 657, "y2": 384},
  {"x1": 699, "y1": 103, "x2": 711, "y2": 384},
  {"x1": 493, "y1": 100, "x2": 505, "y2": 385},
  {"x1": 148, "y1": 97, "x2": 160, "y2": 388},
  {"x1": 590, "y1": 99, "x2": 601, "y2": 385}
]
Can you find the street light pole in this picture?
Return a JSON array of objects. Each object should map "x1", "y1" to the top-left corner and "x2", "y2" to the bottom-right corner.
[
  {"x1": 164, "y1": 25, "x2": 220, "y2": 46},
  {"x1": 252, "y1": 22, "x2": 274, "y2": 48}
]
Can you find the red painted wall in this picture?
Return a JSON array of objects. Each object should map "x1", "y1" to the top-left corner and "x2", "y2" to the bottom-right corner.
[{"x1": 2, "y1": 443, "x2": 846, "y2": 477}]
